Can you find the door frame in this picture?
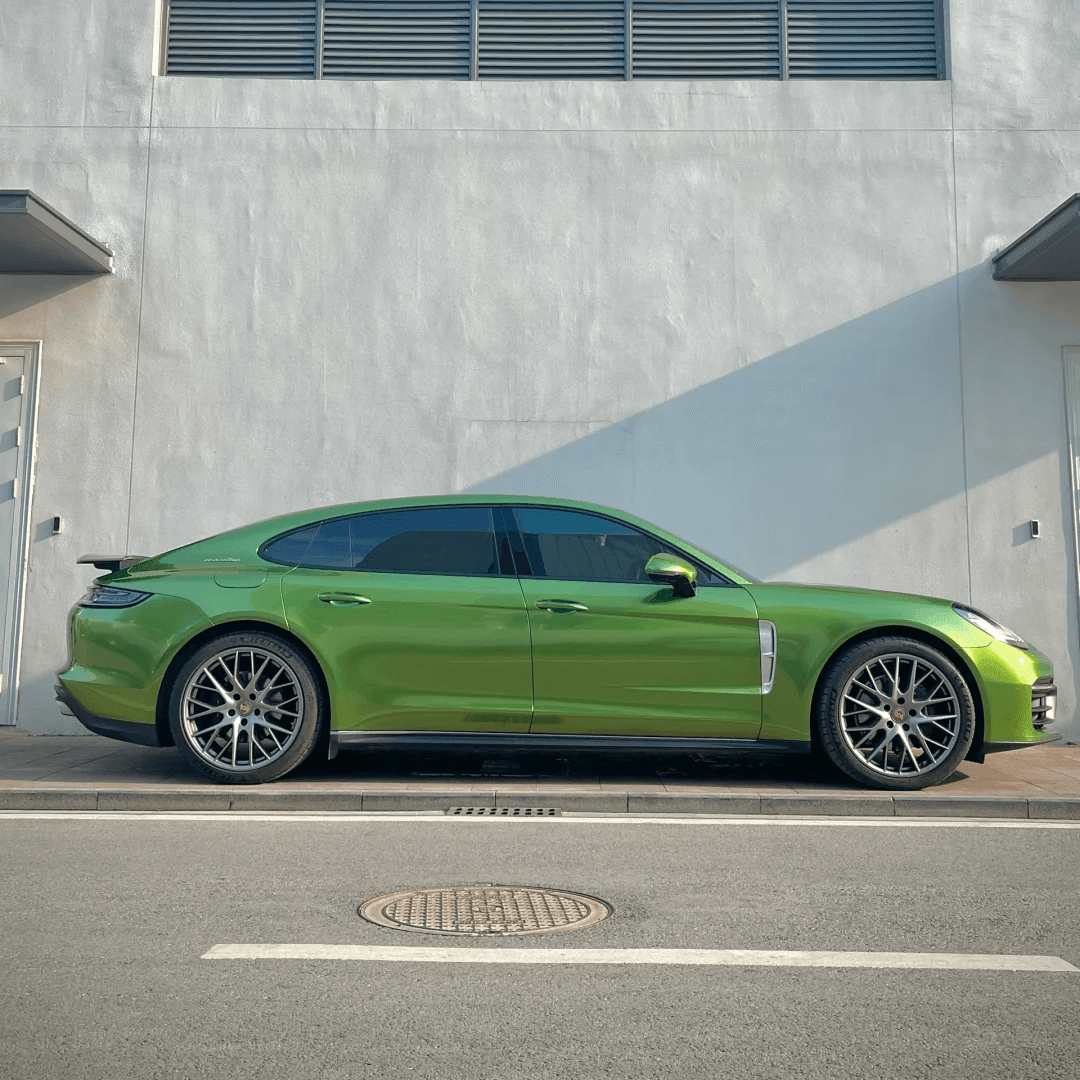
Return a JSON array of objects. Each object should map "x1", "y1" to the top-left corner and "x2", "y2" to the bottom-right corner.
[{"x1": 0, "y1": 341, "x2": 42, "y2": 726}]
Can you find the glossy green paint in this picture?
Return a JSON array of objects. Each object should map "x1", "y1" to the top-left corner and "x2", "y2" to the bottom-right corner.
[
  {"x1": 644, "y1": 552, "x2": 698, "y2": 585},
  {"x1": 279, "y1": 567, "x2": 532, "y2": 732},
  {"x1": 747, "y1": 582, "x2": 1053, "y2": 746},
  {"x1": 59, "y1": 565, "x2": 291, "y2": 730},
  {"x1": 61, "y1": 593, "x2": 212, "y2": 725},
  {"x1": 133, "y1": 566, "x2": 289, "y2": 630},
  {"x1": 966, "y1": 637, "x2": 1054, "y2": 745},
  {"x1": 520, "y1": 577, "x2": 761, "y2": 738},
  {"x1": 57, "y1": 495, "x2": 1056, "y2": 752}
]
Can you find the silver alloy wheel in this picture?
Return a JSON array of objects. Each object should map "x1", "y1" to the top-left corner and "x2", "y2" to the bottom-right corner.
[
  {"x1": 179, "y1": 647, "x2": 304, "y2": 771},
  {"x1": 839, "y1": 652, "x2": 961, "y2": 777}
]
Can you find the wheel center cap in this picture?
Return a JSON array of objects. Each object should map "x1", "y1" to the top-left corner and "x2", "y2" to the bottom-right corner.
[
  {"x1": 893, "y1": 708, "x2": 905, "y2": 721},
  {"x1": 238, "y1": 701, "x2": 251, "y2": 716}
]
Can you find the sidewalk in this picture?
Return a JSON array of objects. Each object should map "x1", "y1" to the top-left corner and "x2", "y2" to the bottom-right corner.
[{"x1": 1, "y1": 729, "x2": 1078, "y2": 817}]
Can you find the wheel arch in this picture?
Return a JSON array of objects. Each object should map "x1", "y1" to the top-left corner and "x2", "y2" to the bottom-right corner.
[
  {"x1": 808, "y1": 624, "x2": 984, "y2": 761},
  {"x1": 154, "y1": 619, "x2": 333, "y2": 753}
]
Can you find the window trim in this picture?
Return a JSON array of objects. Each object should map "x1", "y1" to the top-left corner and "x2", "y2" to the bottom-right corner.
[{"x1": 493, "y1": 506, "x2": 528, "y2": 576}]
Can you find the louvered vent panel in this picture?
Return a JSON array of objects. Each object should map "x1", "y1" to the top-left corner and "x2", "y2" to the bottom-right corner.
[
  {"x1": 323, "y1": 1, "x2": 472, "y2": 78},
  {"x1": 632, "y1": 1, "x2": 780, "y2": 78},
  {"x1": 478, "y1": 1, "x2": 626, "y2": 79},
  {"x1": 786, "y1": 0, "x2": 941, "y2": 78},
  {"x1": 166, "y1": 1, "x2": 318, "y2": 77}
]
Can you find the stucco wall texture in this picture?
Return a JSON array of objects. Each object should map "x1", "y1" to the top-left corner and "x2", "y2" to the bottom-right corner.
[{"x1": 1, "y1": 0, "x2": 1079, "y2": 741}]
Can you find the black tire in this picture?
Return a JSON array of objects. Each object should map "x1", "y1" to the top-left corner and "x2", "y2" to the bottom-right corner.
[
  {"x1": 168, "y1": 631, "x2": 325, "y2": 784},
  {"x1": 815, "y1": 636, "x2": 975, "y2": 791}
]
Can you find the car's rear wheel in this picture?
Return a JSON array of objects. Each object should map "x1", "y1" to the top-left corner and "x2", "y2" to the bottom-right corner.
[
  {"x1": 168, "y1": 631, "x2": 324, "y2": 784},
  {"x1": 816, "y1": 637, "x2": 975, "y2": 790}
]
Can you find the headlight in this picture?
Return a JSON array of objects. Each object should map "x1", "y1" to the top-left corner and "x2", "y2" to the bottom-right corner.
[
  {"x1": 952, "y1": 603, "x2": 1028, "y2": 650},
  {"x1": 78, "y1": 584, "x2": 152, "y2": 608}
]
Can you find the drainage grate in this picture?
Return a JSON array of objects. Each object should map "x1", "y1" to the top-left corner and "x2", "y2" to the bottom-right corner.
[
  {"x1": 446, "y1": 806, "x2": 561, "y2": 816},
  {"x1": 359, "y1": 885, "x2": 611, "y2": 936}
]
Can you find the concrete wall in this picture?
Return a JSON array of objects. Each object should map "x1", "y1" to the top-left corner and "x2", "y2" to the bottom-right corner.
[{"x1": 2, "y1": 0, "x2": 1079, "y2": 739}]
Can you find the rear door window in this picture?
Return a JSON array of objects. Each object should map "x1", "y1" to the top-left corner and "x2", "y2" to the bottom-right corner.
[
  {"x1": 260, "y1": 523, "x2": 320, "y2": 567},
  {"x1": 264, "y1": 507, "x2": 502, "y2": 576}
]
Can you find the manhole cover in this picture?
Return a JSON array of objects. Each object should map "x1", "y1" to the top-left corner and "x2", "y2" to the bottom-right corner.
[{"x1": 358, "y1": 885, "x2": 612, "y2": 936}]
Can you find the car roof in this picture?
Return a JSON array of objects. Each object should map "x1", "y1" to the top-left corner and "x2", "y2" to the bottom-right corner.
[
  {"x1": 248, "y1": 494, "x2": 682, "y2": 544},
  {"x1": 147, "y1": 495, "x2": 755, "y2": 585}
]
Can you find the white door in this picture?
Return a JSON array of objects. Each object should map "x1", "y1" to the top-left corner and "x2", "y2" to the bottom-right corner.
[{"x1": 0, "y1": 343, "x2": 38, "y2": 726}]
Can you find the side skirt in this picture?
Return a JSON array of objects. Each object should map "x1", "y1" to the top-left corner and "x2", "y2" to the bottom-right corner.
[{"x1": 331, "y1": 731, "x2": 811, "y2": 755}]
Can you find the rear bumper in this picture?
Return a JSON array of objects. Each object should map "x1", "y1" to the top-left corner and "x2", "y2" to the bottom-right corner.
[{"x1": 54, "y1": 681, "x2": 161, "y2": 748}]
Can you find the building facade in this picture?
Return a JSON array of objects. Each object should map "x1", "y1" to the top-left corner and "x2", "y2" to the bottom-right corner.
[{"x1": 1, "y1": 0, "x2": 1079, "y2": 741}]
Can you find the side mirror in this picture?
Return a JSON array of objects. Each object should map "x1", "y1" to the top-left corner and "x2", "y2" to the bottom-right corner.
[{"x1": 645, "y1": 553, "x2": 697, "y2": 598}]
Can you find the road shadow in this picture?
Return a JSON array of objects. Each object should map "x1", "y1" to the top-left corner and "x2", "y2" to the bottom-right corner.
[
  {"x1": 314, "y1": 744, "x2": 851, "y2": 787},
  {"x1": 0, "y1": 732, "x2": 854, "y2": 787}
]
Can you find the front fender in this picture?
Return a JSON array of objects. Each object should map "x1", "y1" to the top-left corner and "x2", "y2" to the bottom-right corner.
[{"x1": 746, "y1": 585, "x2": 993, "y2": 743}]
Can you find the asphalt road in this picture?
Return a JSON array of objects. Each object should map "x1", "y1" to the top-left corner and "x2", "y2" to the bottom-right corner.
[{"x1": 2, "y1": 813, "x2": 1078, "y2": 1080}]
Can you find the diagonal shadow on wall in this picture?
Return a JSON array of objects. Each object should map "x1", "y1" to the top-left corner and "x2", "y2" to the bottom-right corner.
[
  {"x1": 0, "y1": 274, "x2": 102, "y2": 320},
  {"x1": 466, "y1": 266, "x2": 1073, "y2": 590}
]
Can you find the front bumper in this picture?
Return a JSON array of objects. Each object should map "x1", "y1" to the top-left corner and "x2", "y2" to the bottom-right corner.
[
  {"x1": 964, "y1": 645, "x2": 1062, "y2": 761},
  {"x1": 985, "y1": 733, "x2": 1062, "y2": 754},
  {"x1": 55, "y1": 681, "x2": 162, "y2": 747}
]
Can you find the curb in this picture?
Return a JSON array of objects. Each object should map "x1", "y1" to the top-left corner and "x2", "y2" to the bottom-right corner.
[{"x1": 0, "y1": 788, "x2": 1077, "y2": 819}]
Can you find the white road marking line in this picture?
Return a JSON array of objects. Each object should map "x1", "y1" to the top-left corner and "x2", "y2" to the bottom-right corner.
[
  {"x1": 2, "y1": 811, "x2": 1080, "y2": 829},
  {"x1": 202, "y1": 944, "x2": 1079, "y2": 971}
]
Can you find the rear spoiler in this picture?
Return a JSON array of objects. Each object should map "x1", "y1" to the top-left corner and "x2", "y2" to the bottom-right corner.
[{"x1": 77, "y1": 554, "x2": 150, "y2": 573}]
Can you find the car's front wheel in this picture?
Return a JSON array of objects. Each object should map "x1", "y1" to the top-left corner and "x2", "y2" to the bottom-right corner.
[
  {"x1": 816, "y1": 637, "x2": 975, "y2": 790},
  {"x1": 168, "y1": 631, "x2": 325, "y2": 784}
]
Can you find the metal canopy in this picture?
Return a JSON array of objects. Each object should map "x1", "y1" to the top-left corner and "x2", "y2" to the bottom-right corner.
[
  {"x1": 0, "y1": 191, "x2": 113, "y2": 274},
  {"x1": 993, "y1": 194, "x2": 1080, "y2": 281}
]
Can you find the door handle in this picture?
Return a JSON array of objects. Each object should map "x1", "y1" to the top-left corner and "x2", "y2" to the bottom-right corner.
[
  {"x1": 535, "y1": 599, "x2": 589, "y2": 613},
  {"x1": 318, "y1": 593, "x2": 372, "y2": 607}
]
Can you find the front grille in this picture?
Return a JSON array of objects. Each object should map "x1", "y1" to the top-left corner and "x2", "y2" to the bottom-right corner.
[{"x1": 1032, "y1": 677, "x2": 1057, "y2": 731}]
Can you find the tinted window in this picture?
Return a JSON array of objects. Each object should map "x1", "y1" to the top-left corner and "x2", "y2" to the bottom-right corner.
[
  {"x1": 511, "y1": 508, "x2": 660, "y2": 583},
  {"x1": 261, "y1": 524, "x2": 319, "y2": 567},
  {"x1": 513, "y1": 507, "x2": 726, "y2": 585},
  {"x1": 268, "y1": 507, "x2": 500, "y2": 576},
  {"x1": 305, "y1": 518, "x2": 354, "y2": 570}
]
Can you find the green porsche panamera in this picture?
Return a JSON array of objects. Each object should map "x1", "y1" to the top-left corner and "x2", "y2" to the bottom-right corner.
[{"x1": 56, "y1": 495, "x2": 1059, "y2": 790}]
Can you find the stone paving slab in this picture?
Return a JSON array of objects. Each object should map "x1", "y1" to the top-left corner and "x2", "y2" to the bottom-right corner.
[{"x1": 1, "y1": 730, "x2": 1077, "y2": 818}]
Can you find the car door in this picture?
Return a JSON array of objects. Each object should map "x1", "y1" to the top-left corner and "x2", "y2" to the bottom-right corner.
[
  {"x1": 276, "y1": 505, "x2": 532, "y2": 733},
  {"x1": 509, "y1": 507, "x2": 763, "y2": 739}
]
